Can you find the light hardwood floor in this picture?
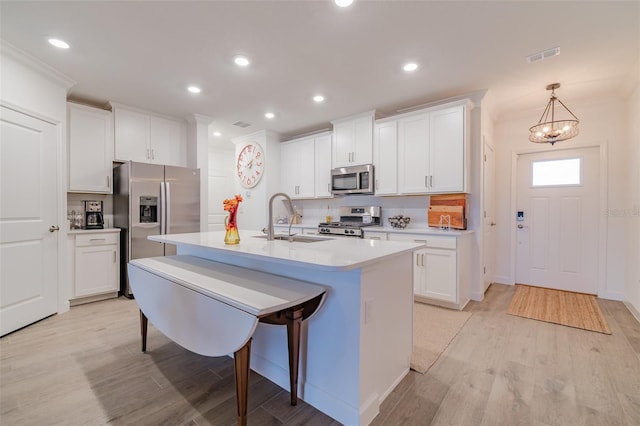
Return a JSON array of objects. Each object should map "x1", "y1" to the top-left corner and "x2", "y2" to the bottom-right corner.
[{"x1": 1, "y1": 284, "x2": 638, "y2": 425}]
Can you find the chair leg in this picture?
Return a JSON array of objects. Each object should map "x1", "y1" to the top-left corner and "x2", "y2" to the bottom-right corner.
[
  {"x1": 286, "y1": 307, "x2": 304, "y2": 406},
  {"x1": 139, "y1": 310, "x2": 148, "y2": 353},
  {"x1": 234, "y1": 338, "x2": 252, "y2": 426}
]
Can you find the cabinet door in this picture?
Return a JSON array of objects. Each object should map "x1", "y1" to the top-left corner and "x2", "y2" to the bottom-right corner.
[
  {"x1": 332, "y1": 121, "x2": 355, "y2": 167},
  {"x1": 397, "y1": 113, "x2": 429, "y2": 194},
  {"x1": 353, "y1": 115, "x2": 373, "y2": 165},
  {"x1": 429, "y1": 105, "x2": 464, "y2": 193},
  {"x1": 423, "y1": 248, "x2": 457, "y2": 303},
  {"x1": 114, "y1": 107, "x2": 149, "y2": 162},
  {"x1": 75, "y1": 244, "x2": 118, "y2": 297},
  {"x1": 296, "y1": 138, "x2": 315, "y2": 198},
  {"x1": 280, "y1": 142, "x2": 298, "y2": 196},
  {"x1": 373, "y1": 120, "x2": 397, "y2": 195},
  {"x1": 68, "y1": 104, "x2": 113, "y2": 193},
  {"x1": 413, "y1": 249, "x2": 428, "y2": 295},
  {"x1": 150, "y1": 115, "x2": 186, "y2": 166},
  {"x1": 314, "y1": 134, "x2": 333, "y2": 198}
]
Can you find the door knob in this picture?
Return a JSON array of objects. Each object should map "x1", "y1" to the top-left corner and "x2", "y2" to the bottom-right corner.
[
  {"x1": 517, "y1": 224, "x2": 524, "y2": 229},
  {"x1": 49, "y1": 225, "x2": 60, "y2": 232},
  {"x1": 490, "y1": 222, "x2": 496, "y2": 226}
]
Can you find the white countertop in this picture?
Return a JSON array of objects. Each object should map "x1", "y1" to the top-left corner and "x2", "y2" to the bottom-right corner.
[
  {"x1": 149, "y1": 230, "x2": 424, "y2": 271},
  {"x1": 274, "y1": 223, "x2": 473, "y2": 236},
  {"x1": 68, "y1": 228, "x2": 121, "y2": 235}
]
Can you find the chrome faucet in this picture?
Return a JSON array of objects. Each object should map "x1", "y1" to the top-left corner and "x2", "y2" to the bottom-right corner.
[{"x1": 267, "y1": 192, "x2": 294, "y2": 240}]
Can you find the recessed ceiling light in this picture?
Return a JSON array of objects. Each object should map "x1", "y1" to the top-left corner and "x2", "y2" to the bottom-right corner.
[
  {"x1": 403, "y1": 62, "x2": 418, "y2": 72},
  {"x1": 48, "y1": 38, "x2": 69, "y2": 49},
  {"x1": 264, "y1": 112, "x2": 275, "y2": 119},
  {"x1": 213, "y1": 131, "x2": 222, "y2": 137},
  {"x1": 334, "y1": 0, "x2": 354, "y2": 7},
  {"x1": 234, "y1": 55, "x2": 250, "y2": 67},
  {"x1": 187, "y1": 86, "x2": 201, "y2": 94},
  {"x1": 313, "y1": 95, "x2": 325, "y2": 103}
]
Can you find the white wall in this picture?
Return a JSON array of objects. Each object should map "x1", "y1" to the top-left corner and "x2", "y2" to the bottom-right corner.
[
  {"x1": 625, "y1": 84, "x2": 640, "y2": 318},
  {"x1": 231, "y1": 130, "x2": 281, "y2": 231},
  {"x1": 494, "y1": 96, "x2": 631, "y2": 300},
  {"x1": 208, "y1": 142, "x2": 235, "y2": 231}
]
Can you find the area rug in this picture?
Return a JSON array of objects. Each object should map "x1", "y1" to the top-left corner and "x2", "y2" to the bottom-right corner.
[
  {"x1": 507, "y1": 284, "x2": 611, "y2": 334},
  {"x1": 410, "y1": 302, "x2": 472, "y2": 374}
]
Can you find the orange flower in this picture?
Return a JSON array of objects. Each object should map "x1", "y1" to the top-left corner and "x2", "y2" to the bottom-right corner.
[{"x1": 223, "y1": 194, "x2": 243, "y2": 212}]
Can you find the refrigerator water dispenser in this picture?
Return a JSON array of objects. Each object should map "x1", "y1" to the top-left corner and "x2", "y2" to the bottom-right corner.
[{"x1": 139, "y1": 196, "x2": 158, "y2": 223}]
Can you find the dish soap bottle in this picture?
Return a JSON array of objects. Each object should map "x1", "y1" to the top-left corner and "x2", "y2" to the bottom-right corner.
[{"x1": 325, "y1": 204, "x2": 332, "y2": 223}]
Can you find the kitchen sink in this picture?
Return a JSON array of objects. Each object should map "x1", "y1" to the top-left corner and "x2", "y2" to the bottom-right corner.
[{"x1": 253, "y1": 234, "x2": 332, "y2": 243}]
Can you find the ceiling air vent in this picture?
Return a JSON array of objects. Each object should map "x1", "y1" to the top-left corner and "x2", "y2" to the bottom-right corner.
[
  {"x1": 526, "y1": 46, "x2": 560, "y2": 63},
  {"x1": 232, "y1": 121, "x2": 251, "y2": 128}
]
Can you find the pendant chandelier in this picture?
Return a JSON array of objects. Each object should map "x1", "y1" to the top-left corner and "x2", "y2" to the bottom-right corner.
[{"x1": 529, "y1": 83, "x2": 579, "y2": 145}]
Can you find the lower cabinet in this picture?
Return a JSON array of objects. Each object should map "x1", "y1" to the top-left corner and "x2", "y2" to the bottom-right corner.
[
  {"x1": 387, "y1": 232, "x2": 471, "y2": 310},
  {"x1": 68, "y1": 230, "x2": 120, "y2": 305}
]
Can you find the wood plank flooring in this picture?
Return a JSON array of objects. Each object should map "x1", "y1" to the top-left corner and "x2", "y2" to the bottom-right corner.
[{"x1": 1, "y1": 284, "x2": 638, "y2": 425}]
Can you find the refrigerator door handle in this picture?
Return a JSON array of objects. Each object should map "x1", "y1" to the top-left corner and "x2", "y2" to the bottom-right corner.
[
  {"x1": 165, "y1": 182, "x2": 171, "y2": 234},
  {"x1": 160, "y1": 181, "x2": 166, "y2": 235}
]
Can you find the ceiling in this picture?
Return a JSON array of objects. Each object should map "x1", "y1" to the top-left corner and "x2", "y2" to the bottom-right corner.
[{"x1": 1, "y1": 1, "x2": 638, "y2": 146}]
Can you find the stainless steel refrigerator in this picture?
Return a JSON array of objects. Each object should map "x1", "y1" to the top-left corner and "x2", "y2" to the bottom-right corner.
[{"x1": 113, "y1": 161, "x2": 200, "y2": 297}]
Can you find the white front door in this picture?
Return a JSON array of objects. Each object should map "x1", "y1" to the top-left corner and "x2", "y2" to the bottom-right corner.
[
  {"x1": 482, "y1": 140, "x2": 496, "y2": 291},
  {"x1": 516, "y1": 147, "x2": 599, "y2": 294},
  {"x1": 1, "y1": 106, "x2": 59, "y2": 336}
]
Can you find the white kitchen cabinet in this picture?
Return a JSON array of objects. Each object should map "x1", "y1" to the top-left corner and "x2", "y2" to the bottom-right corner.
[
  {"x1": 331, "y1": 111, "x2": 375, "y2": 168},
  {"x1": 314, "y1": 133, "x2": 333, "y2": 198},
  {"x1": 429, "y1": 105, "x2": 466, "y2": 193},
  {"x1": 396, "y1": 101, "x2": 469, "y2": 195},
  {"x1": 388, "y1": 232, "x2": 471, "y2": 309},
  {"x1": 397, "y1": 113, "x2": 430, "y2": 194},
  {"x1": 67, "y1": 103, "x2": 114, "y2": 193},
  {"x1": 68, "y1": 229, "x2": 120, "y2": 305},
  {"x1": 373, "y1": 120, "x2": 398, "y2": 195},
  {"x1": 112, "y1": 102, "x2": 186, "y2": 166},
  {"x1": 280, "y1": 137, "x2": 315, "y2": 198}
]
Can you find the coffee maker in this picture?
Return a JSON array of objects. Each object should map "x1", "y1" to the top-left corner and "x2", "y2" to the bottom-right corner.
[{"x1": 82, "y1": 200, "x2": 104, "y2": 229}]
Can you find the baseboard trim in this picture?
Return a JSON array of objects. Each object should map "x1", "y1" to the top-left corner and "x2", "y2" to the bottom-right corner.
[
  {"x1": 493, "y1": 275, "x2": 512, "y2": 285},
  {"x1": 623, "y1": 301, "x2": 640, "y2": 324}
]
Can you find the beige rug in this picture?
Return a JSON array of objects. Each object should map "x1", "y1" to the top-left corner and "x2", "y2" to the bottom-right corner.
[
  {"x1": 507, "y1": 284, "x2": 611, "y2": 334},
  {"x1": 410, "y1": 302, "x2": 472, "y2": 374}
]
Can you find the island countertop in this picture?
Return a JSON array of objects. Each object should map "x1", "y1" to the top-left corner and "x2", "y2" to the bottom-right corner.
[{"x1": 149, "y1": 230, "x2": 423, "y2": 271}]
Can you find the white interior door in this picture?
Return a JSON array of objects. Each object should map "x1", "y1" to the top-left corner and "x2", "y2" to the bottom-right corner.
[
  {"x1": 482, "y1": 140, "x2": 496, "y2": 291},
  {"x1": 516, "y1": 147, "x2": 599, "y2": 294},
  {"x1": 1, "y1": 106, "x2": 59, "y2": 336}
]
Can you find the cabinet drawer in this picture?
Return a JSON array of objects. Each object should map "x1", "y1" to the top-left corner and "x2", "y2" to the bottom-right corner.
[
  {"x1": 75, "y1": 233, "x2": 119, "y2": 247},
  {"x1": 388, "y1": 233, "x2": 456, "y2": 249}
]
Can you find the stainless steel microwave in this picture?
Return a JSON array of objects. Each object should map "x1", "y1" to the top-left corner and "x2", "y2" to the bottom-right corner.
[{"x1": 331, "y1": 164, "x2": 374, "y2": 195}]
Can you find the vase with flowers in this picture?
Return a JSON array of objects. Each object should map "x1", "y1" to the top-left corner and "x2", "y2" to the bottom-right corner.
[{"x1": 223, "y1": 194, "x2": 243, "y2": 245}]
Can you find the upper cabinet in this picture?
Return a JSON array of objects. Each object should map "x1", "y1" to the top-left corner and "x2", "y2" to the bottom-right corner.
[
  {"x1": 111, "y1": 102, "x2": 186, "y2": 167},
  {"x1": 373, "y1": 120, "x2": 398, "y2": 195},
  {"x1": 331, "y1": 111, "x2": 375, "y2": 168},
  {"x1": 280, "y1": 137, "x2": 315, "y2": 199},
  {"x1": 67, "y1": 103, "x2": 114, "y2": 194},
  {"x1": 385, "y1": 100, "x2": 470, "y2": 195},
  {"x1": 279, "y1": 131, "x2": 333, "y2": 200},
  {"x1": 314, "y1": 133, "x2": 333, "y2": 198}
]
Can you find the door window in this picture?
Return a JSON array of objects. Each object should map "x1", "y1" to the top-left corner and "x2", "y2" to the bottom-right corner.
[{"x1": 531, "y1": 157, "x2": 581, "y2": 187}]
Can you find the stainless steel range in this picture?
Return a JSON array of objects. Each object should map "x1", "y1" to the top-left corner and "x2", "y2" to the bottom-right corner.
[{"x1": 318, "y1": 206, "x2": 381, "y2": 237}]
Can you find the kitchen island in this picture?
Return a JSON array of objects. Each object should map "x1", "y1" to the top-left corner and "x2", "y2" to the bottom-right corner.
[{"x1": 147, "y1": 230, "x2": 423, "y2": 426}]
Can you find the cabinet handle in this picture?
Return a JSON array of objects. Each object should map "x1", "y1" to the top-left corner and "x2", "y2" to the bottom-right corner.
[
  {"x1": 370, "y1": 236, "x2": 381, "y2": 240},
  {"x1": 414, "y1": 239, "x2": 427, "y2": 243},
  {"x1": 90, "y1": 238, "x2": 106, "y2": 242},
  {"x1": 107, "y1": 175, "x2": 110, "y2": 188},
  {"x1": 430, "y1": 175, "x2": 433, "y2": 187},
  {"x1": 376, "y1": 179, "x2": 379, "y2": 191},
  {"x1": 114, "y1": 251, "x2": 117, "y2": 263},
  {"x1": 421, "y1": 254, "x2": 425, "y2": 267},
  {"x1": 328, "y1": 183, "x2": 331, "y2": 192},
  {"x1": 425, "y1": 176, "x2": 428, "y2": 188},
  {"x1": 146, "y1": 148, "x2": 150, "y2": 159},
  {"x1": 151, "y1": 149, "x2": 155, "y2": 160}
]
